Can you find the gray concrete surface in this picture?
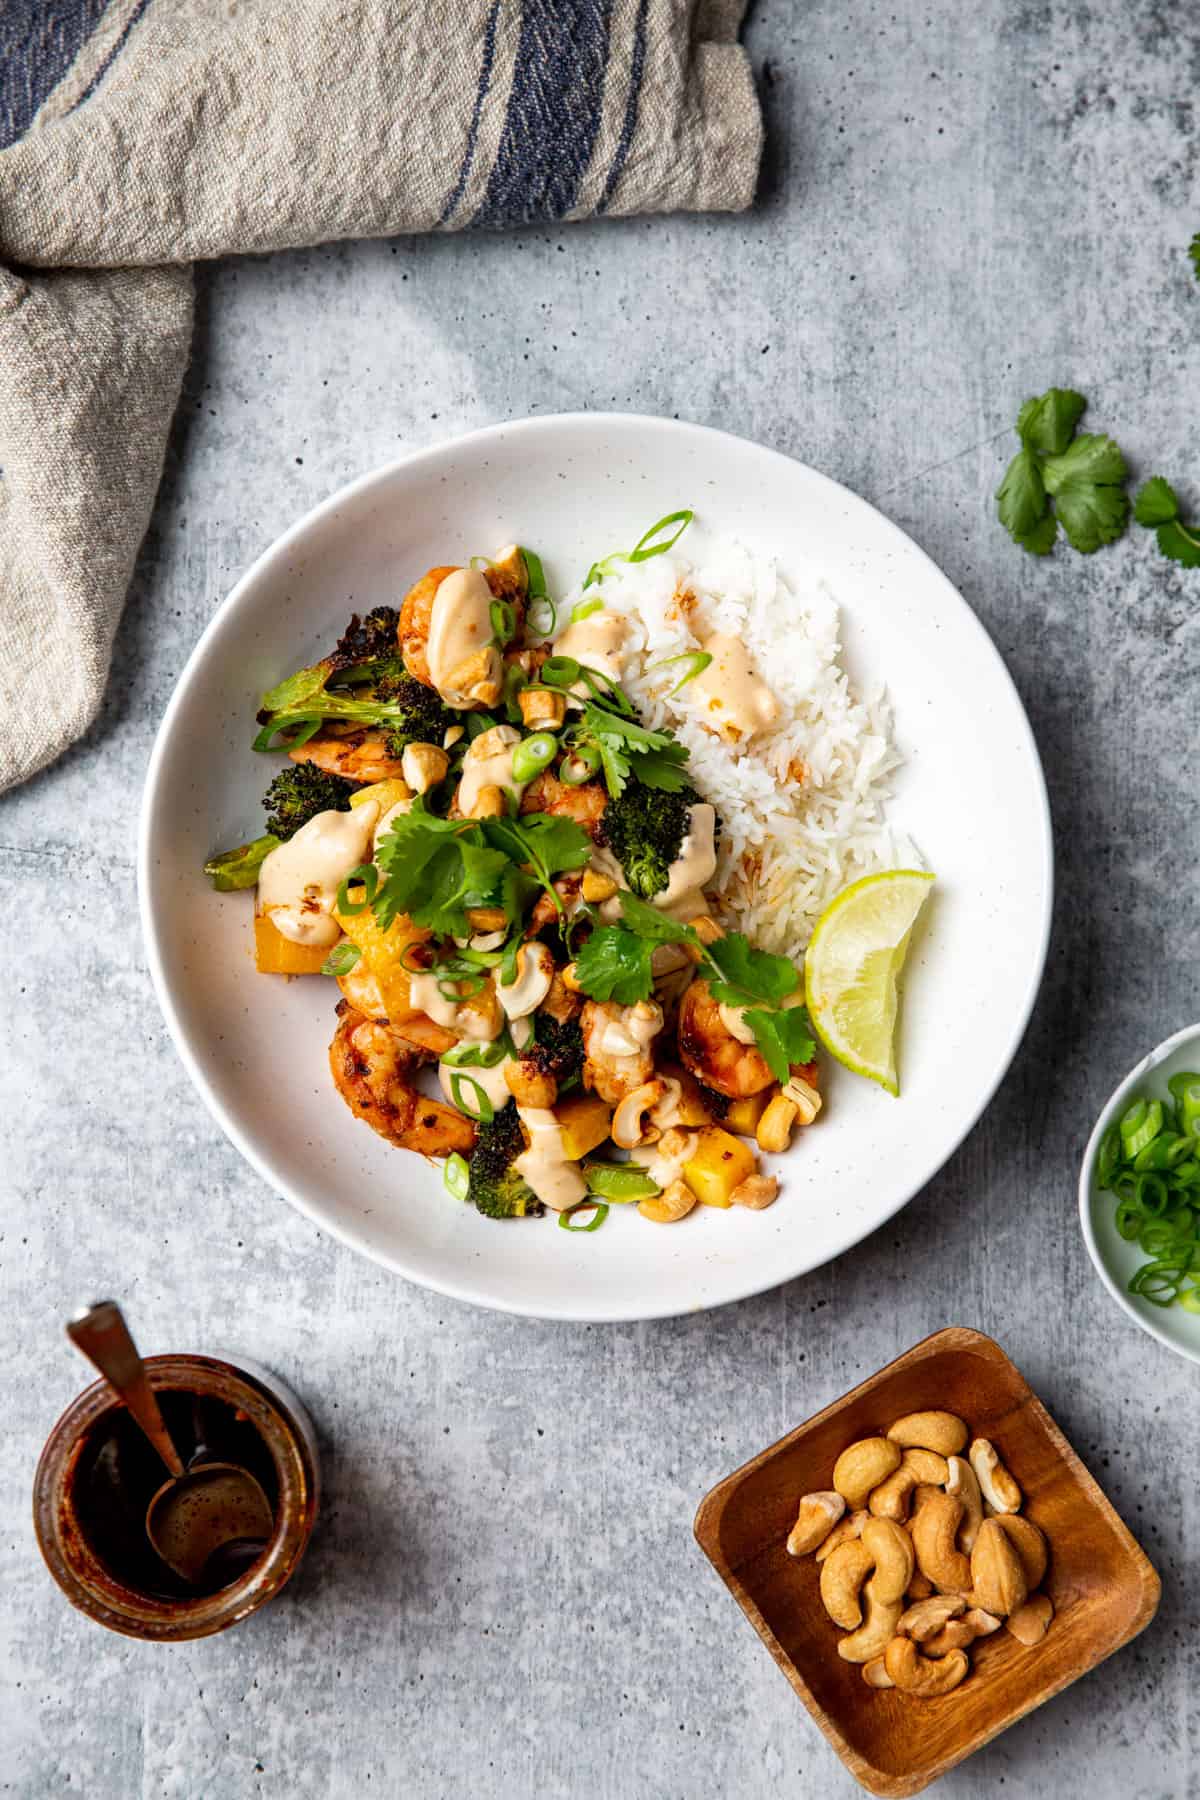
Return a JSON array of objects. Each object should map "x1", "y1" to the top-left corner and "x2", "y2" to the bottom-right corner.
[{"x1": 4, "y1": 2, "x2": 1199, "y2": 1794}]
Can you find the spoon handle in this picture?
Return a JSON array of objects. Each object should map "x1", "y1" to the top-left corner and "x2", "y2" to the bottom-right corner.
[{"x1": 67, "y1": 1300, "x2": 186, "y2": 1480}]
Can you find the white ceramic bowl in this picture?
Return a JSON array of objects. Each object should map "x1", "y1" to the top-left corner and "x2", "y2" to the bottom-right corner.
[
  {"x1": 1079, "y1": 1022, "x2": 1200, "y2": 1365},
  {"x1": 139, "y1": 413, "x2": 1053, "y2": 1321}
]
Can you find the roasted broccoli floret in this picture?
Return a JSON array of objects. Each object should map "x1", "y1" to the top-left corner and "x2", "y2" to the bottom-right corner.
[
  {"x1": 598, "y1": 776, "x2": 702, "y2": 900},
  {"x1": 467, "y1": 1100, "x2": 544, "y2": 1219},
  {"x1": 253, "y1": 605, "x2": 455, "y2": 756},
  {"x1": 524, "y1": 1014, "x2": 584, "y2": 1085},
  {"x1": 262, "y1": 763, "x2": 356, "y2": 840}
]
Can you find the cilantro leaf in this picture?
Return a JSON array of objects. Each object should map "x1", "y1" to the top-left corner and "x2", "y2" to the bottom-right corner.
[
  {"x1": 1190, "y1": 231, "x2": 1200, "y2": 281},
  {"x1": 373, "y1": 808, "x2": 478, "y2": 930},
  {"x1": 742, "y1": 1005, "x2": 817, "y2": 1085},
  {"x1": 572, "y1": 926, "x2": 654, "y2": 1004},
  {"x1": 1016, "y1": 388, "x2": 1086, "y2": 457},
  {"x1": 482, "y1": 813, "x2": 591, "y2": 881},
  {"x1": 616, "y1": 889, "x2": 697, "y2": 946},
  {"x1": 997, "y1": 448, "x2": 1049, "y2": 545},
  {"x1": 1134, "y1": 476, "x2": 1180, "y2": 527},
  {"x1": 626, "y1": 742, "x2": 692, "y2": 791},
  {"x1": 1156, "y1": 519, "x2": 1200, "y2": 569},
  {"x1": 574, "y1": 704, "x2": 689, "y2": 798},
  {"x1": 704, "y1": 932, "x2": 801, "y2": 1008},
  {"x1": 1016, "y1": 511, "x2": 1058, "y2": 556},
  {"x1": 1039, "y1": 435, "x2": 1129, "y2": 554},
  {"x1": 1042, "y1": 433, "x2": 1127, "y2": 494}
]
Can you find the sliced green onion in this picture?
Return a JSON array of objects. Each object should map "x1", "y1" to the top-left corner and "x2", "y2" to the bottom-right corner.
[
  {"x1": 541, "y1": 655, "x2": 580, "y2": 689},
  {"x1": 527, "y1": 594, "x2": 557, "y2": 638},
  {"x1": 582, "y1": 1162, "x2": 660, "y2": 1202},
  {"x1": 1134, "y1": 1133, "x2": 1190, "y2": 1172},
  {"x1": 499, "y1": 935, "x2": 521, "y2": 988},
  {"x1": 469, "y1": 554, "x2": 492, "y2": 572},
  {"x1": 1179, "y1": 1286, "x2": 1200, "y2": 1314},
  {"x1": 251, "y1": 717, "x2": 324, "y2": 754},
  {"x1": 1129, "y1": 1257, "x2": 1190, "y2": 1306},
  {"x1": 442, "y1": 1042, "x2": 483, "y2": 1068},
  {"x1": 559, "y1": 744, "x2": 602, "y2": 785},
  {"x1": 558, "y1": 1200, "x2": 610, "y2": 1233},
  {"x1": 399, "y1": 940, "x2": 432, "y2": 975},
  {"x1": 1114, "y1": 1196, "x2": 1143, "y2": 1241},
  {"x1": 449, "y1": 1073, "x2": 494, "y2": 1122},
  {"x1": 1169, "y1": 1075, "x2": 1200, "y2": 1137},
  {"x1": 628, "y1": 508, "x2": 694, "y2": 563},
  {"x1": 438, "y1": 969, "x2": 485, "y2": 1001},
  {"x1": 1134, "y1": 1172, "x2": 1170, "y2": 1215},
  {"x1": 443, "y1": 1152, "x2": 470, "y2": 1201},
  {"x1": 512, "y1": 731, "x2": 558, "y2": 784},
  {"x1": 1097, "y1": 1124, "x2": 1123, "y2": 1188},
  {"x1": 490, "y1": 599, "x2": 517, "y2": 646},
  {"x1": 503, "y1": 662, "x2": 528, "y2": 723},
  {"x1": 321, "y1": 941, "x2": 363, "y2": 977},
  {"x1": 570, "y1": 597, "x2": 603, "y2": 624},
  {"x1": 646, "y1": 649, "x2": 712, "y2": 695},
  {"x1": 1120, "y1": 1098, "x2": 1163, "y2": 1158},
  {"x1": 466, "y1": 711, "x2": 499, "y2": 740},
  {"x1": 336, "y1": 863, "x2": 381, "y2": 916},
  {"x1": 521, "y1": 547, "x2": 548, "y2": 598}
]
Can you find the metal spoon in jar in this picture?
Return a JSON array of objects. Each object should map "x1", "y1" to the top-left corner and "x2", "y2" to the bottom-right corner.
[{"x1": 67, "y1": 1300, "x2": 275, "y2": 1587}]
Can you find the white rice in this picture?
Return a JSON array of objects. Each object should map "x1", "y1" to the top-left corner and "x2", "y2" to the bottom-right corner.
[{"x1": 557, "y1": 530, "x2": 918, "y2": 961}]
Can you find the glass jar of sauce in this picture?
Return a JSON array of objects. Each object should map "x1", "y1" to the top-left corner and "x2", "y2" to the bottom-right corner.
[{"x1": 33, "y1": 1353, "x2": 318, "y2": 1640}]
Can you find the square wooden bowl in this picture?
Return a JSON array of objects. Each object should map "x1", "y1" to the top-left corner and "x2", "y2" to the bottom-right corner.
[{"x1": 694, "y1": 1327, "x2": 1159, "y2": 1797}]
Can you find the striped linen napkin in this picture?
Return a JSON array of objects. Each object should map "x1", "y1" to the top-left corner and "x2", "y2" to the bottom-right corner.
[{"x1": 0, "y1": 0, "x2": 762, "y2": 790}]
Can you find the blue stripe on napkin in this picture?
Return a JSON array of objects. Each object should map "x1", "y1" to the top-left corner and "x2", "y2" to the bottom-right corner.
[
  {"x1": 597, "y1": 0, "x2": 647, "y2": 214},
  {"x1": 473, "y1": 0, "x2": 613, "y2": 227},
  {"x1": 0, "y1": 0, "x2": 112, "y2": 148},
  {"x1": 438, "y1": 0, "x2": 501, "y2": 227}
]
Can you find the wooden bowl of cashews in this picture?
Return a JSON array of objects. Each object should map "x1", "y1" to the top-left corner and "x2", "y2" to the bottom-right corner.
[{"x1": 694, "y1": 1328, "x2": 1159, "y2": 1797}]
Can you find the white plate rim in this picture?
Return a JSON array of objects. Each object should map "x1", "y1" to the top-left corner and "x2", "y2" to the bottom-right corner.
[
  {"x1": 1078, "y1": 1020, "x2": 1200, "y2": 1366},
  {"x1": 138, "y1": 411, "x2": 1054, "y2": 1321}
]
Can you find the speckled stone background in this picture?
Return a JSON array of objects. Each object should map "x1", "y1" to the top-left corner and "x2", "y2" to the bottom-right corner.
[{"x1": 4, "y1": 2, "x2": 1199, "y2": 1794}]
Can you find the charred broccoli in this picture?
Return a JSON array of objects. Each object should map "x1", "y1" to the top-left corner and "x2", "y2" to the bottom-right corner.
[
  {"x1": 598, "y1": 776, "x2": 702, "y2": 900},
  {"x1": 467, "y1": 1100, "x2": 544, "y2": 1219},
  {"x1": 253, "y1": 606, "x2": 451, "y2": 755},
  {"x1": 262, "y1": 763, "x2": 355, "y2": 839},
  {"x1": 524, "y1": 1014, "x2": 584, "y2": 1085}
]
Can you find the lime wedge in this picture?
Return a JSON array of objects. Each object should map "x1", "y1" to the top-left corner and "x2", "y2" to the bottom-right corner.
[{"x1": 804, "y1": 870, "x2": 934, "y2": 1096}]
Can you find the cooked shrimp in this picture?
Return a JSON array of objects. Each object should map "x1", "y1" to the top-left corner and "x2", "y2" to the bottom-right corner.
[
  {"x1": 677, "y1": 977, "x2": 775, "y2": 1098},
  {"x1": 400, "y1": 552, "x2": 527, "y2": 688},
  {"x1": 581, "y1": 998, "x2": 663, "y2": 1104},
  {"x1": 398, "y1": 565, "x2": 457, "y2": 687},
  {"x1": 521, "y1": 772, "x2": 607, "y2": 838},
  {"x1": 330, "y1": 1005, "x2": 476, "y2": 1155},
  {"x1": 290, "y1": 729, "x2": 405, "y2": 785}
]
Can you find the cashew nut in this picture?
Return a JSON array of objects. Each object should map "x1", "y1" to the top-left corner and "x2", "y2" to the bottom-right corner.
[
  {"x1": 902, "y1": 1448, "x2": 950, "y2": 1486},
  {"x1": 819, "y1": 1540, "x2": 874, "y2": 1629},
  {"x1": 884, "y1": 1635, "x2": 970, "y2": 1698},
  {"x1": 905, "y1": 1571, "x2": 935, "y2": 1601},
  {"x1": 861, "y1": 1517, "x2": 915, "y2": 1604},
  {"x1": 923, "y1": 1619, "x2": 978, "y2": 1657},
  {"x1": 992, "y1": 1514, "x2": 1048, "y2": 1589},
  {"x1": 1005, "y1": 1593, "x2": 1053, "y2": 1646},
  {"x1": 862, "y1": 1658, "x2": 895, "y2": 1689},
  {"x1": 910, "y1": 1491, "x2": 972, "y2": 1594},
  {"x1": 968, "y1": 1438, "x2": 1022, "y2": 1514},
  {"x1": 786, "y1": 1491, "x2": 845, "y2": 1558},
  {"x1": 731, "y1": 1173, "x2": 779, "y2": 1209},
  {"x1": 581, "y1": 868, "x2": 618, "y2": 903},
  {"x1": 815, "y1": 1510, "x2": 868, "y2": 1563},
  {"x1": 496, "y1": 942, "x2": 555, "y2": 1021},
  {"x1": 867, "y1": 1465, "x2": 920, "y2": 1522},
  {"x1": 969, "y1": 1518, "x2": 1028, "y2": 1617},
  {"x1": 443, "y1": 645, "x2": 502, "y2": 708},
  {"x1": 755, "y1": 1093, "x2": 798, "y2": 1154},
  {"x1": 961, "y1": 1606, "x2": 1002, "y2": 1638},
  {"x1": 637, "y1": 1178, "x2": 696, "y2": 1224},
  {"x1": 469, "y1": 783, "x2": 506, "y2": 819},
  {"x1": 518, "y1": 686, "x2": 567, "y2": 729},
  {"x1": 401, "y1": 741, "x2": 449, "y2": 794},
  {"x1": 897, "y1": 1594, "x2": 966, "y2": 1642},
  {"x1": 612, "y1": 1080, "x2": 667, "y2": 1150},
  {"x1": 946, "y1": 1454, "x2": 984, "y2": 1553},
  {"x1": 886, "y1": 1411, "x2": 968, "y2": 1458},
  {"x1": 781, "y1": 1073, "x2": 822, "y2": 1125},
  {"x1": 832, "y1": 1437, "x2": 902, "y2": 1510},
  {"x1": 837, "y1": 1590, "x2": 903, "y2": 1664}
]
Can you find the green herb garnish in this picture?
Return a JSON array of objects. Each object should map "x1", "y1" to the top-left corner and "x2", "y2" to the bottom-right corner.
[
  {"x1": 997, "y1": 388, "x2": 1129, "y2": 556},
  {"x1": 1134, "y1": 477, "x2": 1200, "y2": 569}
]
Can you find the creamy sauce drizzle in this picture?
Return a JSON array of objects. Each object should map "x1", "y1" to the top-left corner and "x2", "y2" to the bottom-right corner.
[
  {"x1": 373, "y1": 798, "x2": 412, "y2": 857},
  {"x1": 514, "y1": 1107, "x2": 587, "y2": 1212},
  {"x1": 552, "y1": 609, "x2": 628, "y2": 686},
  {"x1": 653, "y1": 803, "x2": 717, "y2": 918},
  {"x1": 438, "y1": 1055, "x2": 513, "y2": 1115},
  {"x1": 258, "y1": 802, "x2": 380, "y2": 946},
  {"x1": 689, "y1": 633, "x2": 779, "y2": 743},
  {"x1": 634, "y1": 1127, "x2": 699, "y2": 1189},
  {"x1": 408, "y1": 970, "x2": 501, "y2": 1039},
  {"x1": 427, "y1": 569, "x2": 498, "y2": 705},
  {"x1": 456, "y1": 724, "x2": 522, "y2": 818}
]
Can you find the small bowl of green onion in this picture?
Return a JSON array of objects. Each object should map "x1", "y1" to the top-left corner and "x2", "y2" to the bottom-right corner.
[{"x1": 1080, "y1": 1022, "x2": 1200, "y2": 1364}]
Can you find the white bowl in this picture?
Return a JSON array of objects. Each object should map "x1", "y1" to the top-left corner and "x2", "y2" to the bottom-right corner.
[
  {"x1": 1079, "y1": 1022, "x2": 1200, "y2": 1365},
  {"x1": 139, "y1": 413, "x2": 1053, "y2": 1321}
]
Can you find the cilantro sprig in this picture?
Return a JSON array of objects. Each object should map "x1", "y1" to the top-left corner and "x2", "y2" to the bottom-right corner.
[
  {"x1": 573, "y1": 892, "x2": 815, "y2": 1083},
  {"x1": 1134, "y1": 477, "x2": 1200, "y2": 570},
  {"x1": 997, "y1": 388, "x2": 1129, "y2": 557},
  {"x1": 570, "y1": 702, "x2": 691, "y2": 798},
  {"x1": 362, "y1": 802, "x2": 590, "y2": 938},
  {"x1": 1189, "y1": 232, "x2": 1200, "y2": 282}
]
